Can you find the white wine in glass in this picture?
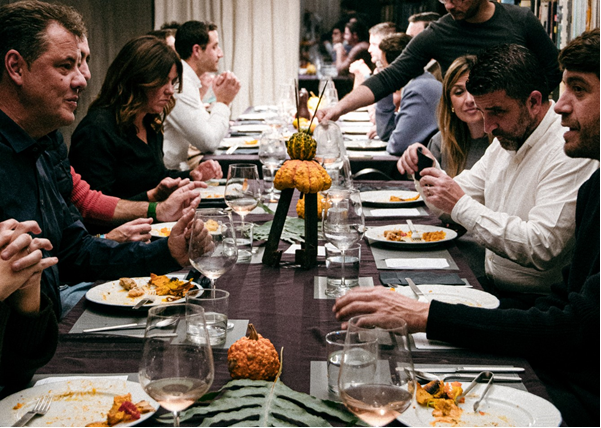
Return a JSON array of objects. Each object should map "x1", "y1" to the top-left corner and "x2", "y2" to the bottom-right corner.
[
  {"x1": 139, "y1": 304, "x2": 214, "y2": 427},
  {"x1": 224, "y1": 164, "x2": 261, "y2": 223},
  {"x1": 339, "y1": 316, "x2": 415, "y2": 427}
]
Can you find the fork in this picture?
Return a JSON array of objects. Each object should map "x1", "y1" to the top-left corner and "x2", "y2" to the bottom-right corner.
[
  {"x1": 406, "y1": 220, "x2": 422, "y2": 242},
  {"x1": 13, "y1": 395, "x2": 52, "y2": 427}
]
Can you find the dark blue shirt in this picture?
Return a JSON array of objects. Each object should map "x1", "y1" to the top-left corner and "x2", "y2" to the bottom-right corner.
[{"x1": 0, "y1": 110, "x2": 181, "y2": 317}]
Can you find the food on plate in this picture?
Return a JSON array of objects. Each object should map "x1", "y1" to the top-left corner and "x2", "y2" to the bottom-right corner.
[
  {"x1": 383, "y1": 229, "x2": 409, "y2": 241},
  {"x1": 118, "y1": 274, "x2": 195, "y2": 302},
  {"x1": 383, "y1": 229, "x2": 446, "y2": 242},
  {"x1": 390, "y1": 194, "x2": 420, "y2": 202},
  {"x1": 245, "y1": 139, "x2": 258, "y2": 145},
  {"x1": 205, "y1": 219, "x2": 219, "y2": 232},
  {"x1": 416, "y1": 380, "x2": 464, "y2": 423},
  {"x1": 86, "y1": 393, "x2": 154, "y2": 427},
  {"x1": 158, "y1": 227, "x2": 171, "y2": 237},
  {"x1": 422, "y1": 231, "x2": 446, "y2": 242},
  {"x1": 201, "y1": 193, "x2": 222, "y2": 199},
  {"x1": 228, "y1": 323, "x2": 280, "y2": 381}
]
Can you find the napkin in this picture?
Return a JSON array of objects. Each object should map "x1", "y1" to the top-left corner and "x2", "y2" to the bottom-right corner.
[{"x1": 379, "y1": 271, "x2": 465, "y2": 286}]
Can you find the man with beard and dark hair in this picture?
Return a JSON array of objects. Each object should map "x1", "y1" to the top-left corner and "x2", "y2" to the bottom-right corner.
[
  {"x1": 334, "y1": 29, "x2": 600, "y2": 427},
  {"x1": 317, "y1": 0, "x2": 562, "y2": 123},
  {"x1": 396, "y1": 44, "x2": 598, "y2": 307}
]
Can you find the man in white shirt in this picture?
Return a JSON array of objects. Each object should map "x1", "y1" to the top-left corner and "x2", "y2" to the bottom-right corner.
[
  {"x1": 163, "y1": 21, "x2": 241, "y2": 171},
  {"x1": 398, "y1": 43, "x2": 598, "y2": 307}
]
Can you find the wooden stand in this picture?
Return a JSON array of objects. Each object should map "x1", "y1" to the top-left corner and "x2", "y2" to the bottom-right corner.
[{"x1": 261, "y1": 189, "x2": 319, "y2": 269}]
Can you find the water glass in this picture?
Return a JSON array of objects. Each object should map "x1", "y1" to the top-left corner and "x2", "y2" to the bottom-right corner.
[
  {"x1": 186, "y1": 289, "x2": 230, "y2": 347},
  {"x1": 325, "y1": 243, "x2": 360, "y2": 297},
  {"x1": 232, "y1": 221, "x2": 254, "y2": 263}
]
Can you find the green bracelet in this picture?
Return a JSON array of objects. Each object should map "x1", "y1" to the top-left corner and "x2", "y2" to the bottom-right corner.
[{"x1": 147, "y1": 202, "x2": 158, "y2": 221}]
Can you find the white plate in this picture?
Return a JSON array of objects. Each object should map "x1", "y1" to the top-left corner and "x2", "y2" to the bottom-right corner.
[
  {"x1": 220, "y1": 137, "x2": 259, "y2": 148},
  {"x1": 0, "y1": 378, "x2": 158, "y2": 427},
  {"x1": 230, "y1": 124, "x2": 272, "y2": 134},
  {"x1": 361, "y1": 190, "x2": 423, "y2": 207},
  {"x1": 340, "y1": 125, "x2": 373, "y2": 135},
  {"x1": 200, "y1": 185, "x2": 225, "y2": 200},
  {"x1": 85, "y1": 276, "x2": 197, "y2": 308},
  {"x1": 149, "y1": 222, "x2": 176, "y2": 238},
  {"x1": 345, "y1": 140, "x2": 387, "y2": 151},
  {"x1": 339, "y1": 111, "x2": 371, "y2": 122},
  {"x1": 396, "y1": 285, "x2": 499, "y2": 308},
  {"x1": 365, "y1": 224, "x2": 457, "y2": 248},
  {"x1": 237, "y1": 112, "x2": 271, "y2": 121},
  {"x1": 399, "y1": 382, "x2": 561, "y2": 427}
]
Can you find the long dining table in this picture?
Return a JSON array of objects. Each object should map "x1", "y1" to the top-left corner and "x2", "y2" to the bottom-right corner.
[{"x1": 30, "y1": 180, "x2": 555, "y2": 426}]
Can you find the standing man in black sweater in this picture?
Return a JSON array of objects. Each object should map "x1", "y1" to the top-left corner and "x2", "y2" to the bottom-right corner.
[{"x1": 334, "y1": 29, "x2": 600, "y2": 427}]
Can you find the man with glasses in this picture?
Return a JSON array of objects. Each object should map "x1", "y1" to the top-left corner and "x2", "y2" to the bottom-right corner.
[{"x1": 317, "y1": 0, "x2": 561, "y2": 123}]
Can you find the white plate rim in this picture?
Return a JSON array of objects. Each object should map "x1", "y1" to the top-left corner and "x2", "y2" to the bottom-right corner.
[
  {"x1": 229, "y1": 124, "x2": 271, "y2": 133},
  {"x1": 149, "y1": 222, "x2": 177, "y2": 237},
  {"x1": 395, "y1": 284, "x2": 500, "y2": 308},
  {"x1": 361, "y1": 190, "x2": 423, "y2": 206},
  {"x1": 85, "y1": 275, "x2": 198, "y2": 308},
  {"x1": 340, "y1": 126, "x2": 374, "y2": 134},
  {"x1": 339, "y1": 111, "x2": 371, "y2": 122},
  {"x1": 364, "y1": 224, "x2": 457, "y2": 247},
  {"x1": 0, "y1": 378, "x2": 158, "y2": 427},
  {"x1": 220, "y1": 137, "x2": 259, "y2": 148},
  {"x1": 398, "y1": 382, "x2": 562, "y2": 427},
  {"x1": 345, "y1": 140, "x2": 388, "y2": 151}
]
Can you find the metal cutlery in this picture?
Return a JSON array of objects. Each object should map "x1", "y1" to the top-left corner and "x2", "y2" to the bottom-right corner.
[
  {"x1": 416, "y1": 366, "x2": 525, "y2": 373},
  {"x1": 83, "y1": 317, "x2": 177, "y2": 333},
  {"x1": 456, "y1": 371, "x2": 490, "y2": 404},
  {"x1": 473, "y1": 372, "x2": 495, "y2": 412},
  {"x1": 13, "y1": 395, "x2": 52, "y2": 427},
  {"x1": 414, "y1": 370, "x2": 520, "y2": 383},
  {"x1": 225, "y1": 143, "x2": 239, "y2": 154},
  {"x1": 132, "y1": 297, "x2": 153, "y2": 309},
  {"x1": 406, "y1": 277, "x2": 429, "y2": 302},
  {"x1": 406, "y1": 219, "x2": 422, "y2": 241}
]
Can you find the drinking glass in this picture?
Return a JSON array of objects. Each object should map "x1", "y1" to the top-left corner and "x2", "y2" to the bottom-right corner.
[
  {"x1": 314, "y1": 121, "x2": 351, "y2": 187},
  {"x1": 339, "y1": 316, "x2": 415, "y2": 427},
  {"x1": 258, "y1": 128, "x2": 287, "y2": 202},
  {"x1": 224, "y1": 164, "x2": 262, "y2": 227},
  {"x1": 277, "y1": 82, "x2": 296, "y2": 124},
  {"x1": 138, "y1": 304, "x2": 214, "y2": 427},
  {"x1": 322, "y1": 188, "x2": 365, "y2": 288},
  {"x1": 188, "y1": 208, "x2": 238, "y2": 291}
]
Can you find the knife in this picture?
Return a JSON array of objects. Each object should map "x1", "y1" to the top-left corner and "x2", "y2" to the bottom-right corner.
[
  {"x1": 406, "y1": 278, "x2": 429, "y2": 302},
  {"x1": 417, "y1": 366, "x2": 525, "y2": 373},
  {"x1": 83, "y1": 323, "x2": 146, "y2": 333}
]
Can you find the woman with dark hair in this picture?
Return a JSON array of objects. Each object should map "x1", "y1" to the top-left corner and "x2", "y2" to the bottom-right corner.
[
  {"x1": 69, "y1": 35, "x2": 221, "y2": 201},
  {"x1": 426, "y1": 55, "x2": 491, "y2": 177}
]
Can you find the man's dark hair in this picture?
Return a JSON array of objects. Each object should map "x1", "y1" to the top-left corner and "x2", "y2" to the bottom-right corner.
[
  {"x1": 174, "y1": 20, "x2": 218, "y2": 60},
  {"x1": 346, "y1": 19, "x2": 369, "y2": 42},
  {"x1": 160, "y1": 21, "x2": 181, "y2": 31},
  {"x1": 466, "y1": 44, "x2": 550, "y2": 101},
  {"x1": 147, "y1": 29, "x2": 175, "y2": 41},
  {"x1": 0, "y1": 0, "x2": 86, "y2": 67},
  {"x1": 558, "y1": 28, "x2": 599, "y2": 79},
  {"x1": 408, "y1": 11, "x2": 440, "y2": 27},
  {"x1": 379, "y1": 33, "x2": 412, "y2": 65}
]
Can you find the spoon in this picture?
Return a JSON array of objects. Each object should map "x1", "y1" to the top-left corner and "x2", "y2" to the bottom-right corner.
[
  {"x1": 83, "y1": 317, "x2": 176, "y2": 333},
  {"x1": 414, "y1": 370, "x2": 520, "y2": 383}
]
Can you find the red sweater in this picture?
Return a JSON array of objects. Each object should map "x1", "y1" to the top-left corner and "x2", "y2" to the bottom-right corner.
[{"x1": 70, "y1": 167, "x2": 118, "y2": 223}]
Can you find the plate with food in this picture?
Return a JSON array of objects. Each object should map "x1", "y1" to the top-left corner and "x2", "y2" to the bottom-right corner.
[
  {"x1": 220, "y1": 137, "x2": 259, "y2": 148},
  {"x1": 149, "y1": 222, "x2": 176, "y2": 238},
  {"x1": 396, "y1": 285, "x2": 499, "y2": 308},
  {"x1": 0, "y1": 378, "x2": 158, "y2": 427},
  {"x1": 364, "y1": 224, "x2": 457, "y2": 248},
  {"x1": 200, "y1": 185, "x2": 225, "y2": 200},
  {"x1": 85, "y1": 274, "x2": 198, "y2": 308},
  {"x1": 361, "y1": 190, "x2": 423, "y2": 207},
  {"x1": 399, "y1": 380, "x2": 561, "y2": 427}
]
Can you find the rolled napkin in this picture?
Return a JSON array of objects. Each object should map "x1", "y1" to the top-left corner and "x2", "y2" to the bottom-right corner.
[{"x1": 379, "y1": 271, "x2": 465, "y2": 286}]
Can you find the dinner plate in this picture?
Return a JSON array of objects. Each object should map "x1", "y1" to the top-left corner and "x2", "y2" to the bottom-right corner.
[
  {"x1": 237, "y1": 112, "x2": 271, "y2": 121},
  {"x1": 398, "y1": 382, "x2": 561, "y2": 427},
  {"x1": 149, "y1": 221, "x2": 176, "y2": 238},
  {"x1": 229, "y1": 124, "x2": 272, "y2": 134},
  {"x1": 339, "y1": 125, "x2": 373, "y2": 135},
  {"x1": 364, "y1": 224, "x2": 457, "y2": 248},
  {"x1": 361, "y1": 190, "x2": 423, "y2": 207},
  {"x1": 396, "y1": 284, "x2": 500, "y2": 308},
  {"x1": 200, "y1": 185, "x2": 225, "y2": 200},
  {"x1": 0, "y1": 378, "x2": 158, "y2": 427},
  {"x1": 220, "y1": 137, "x2": 259, "y2": 148},
  {"x1": 339, "y1": 111, "x2": 371, "y2": 122},
  {"x1": 345, "y1": 139, "x2": 388, "y2": 151},
  {"x1": 85, "y1": 276, "x2": 198, "y2": 308}
]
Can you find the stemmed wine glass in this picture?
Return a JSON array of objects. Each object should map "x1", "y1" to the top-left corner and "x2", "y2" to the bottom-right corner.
[
  {"x1": 259, "y1": 128, "x2": 287, "y2": 202},
  {"x1": 138, "y1": 304, "x2": 214, "y2": 427},
  {"x1": 338, "y1": 316, "x2": 415, "y2": 427},
  {"x1": 322, "y1": 188, "x2": 365, "y2": 293},
  {"x1": 224, "y1": 164, "x2": 262, "y2": 227}
]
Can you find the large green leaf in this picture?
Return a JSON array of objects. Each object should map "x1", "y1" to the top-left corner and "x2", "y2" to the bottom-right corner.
[
  {"x1": 252, "y1": 217, "x2": 309, "y2": 244},
  {"x1": 162, "y1": 378, "x2": 362, "y2": 427}
]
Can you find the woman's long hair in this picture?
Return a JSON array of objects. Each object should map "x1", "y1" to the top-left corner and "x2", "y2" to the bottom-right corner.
[
  {"x1": 437, "y1": 55, "x2": 491, "y2": 177},
  {"x1": 90, "y1": 35, "x2": 182, "y2": 134}
]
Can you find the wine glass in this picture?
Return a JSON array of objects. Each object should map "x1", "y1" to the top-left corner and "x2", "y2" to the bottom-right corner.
[
  {"x1": 188, "y1": 208, "x2": 238, "y2": 290},
  {"x1": 138, "y1": 304, "x2": 214, "y2": 427},
  {"x1": 259, "y1": 128, "x2": 287, "y2": 202},
  {"x1": 314, "y1": 121, "x2": 351, "y2": 187},
  {"x1": 322, "y1": 188, "x2": 365, "y2": 292},
  {"x1": 338, "y1": 316, "x2": 415, "y2": 427},
  {"x1": 224, "y1": 164, "x2": 262, "y2": 226}
]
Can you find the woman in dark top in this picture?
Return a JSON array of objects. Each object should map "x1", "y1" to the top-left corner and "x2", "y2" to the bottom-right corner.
[{"x1": 70, "y1": 36, "x2": 220, "y2": 201}]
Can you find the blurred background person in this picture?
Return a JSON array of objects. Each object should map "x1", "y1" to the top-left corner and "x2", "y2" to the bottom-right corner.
[
  {"x1": 334, "y1": 19, "x2": 373, "y2": 76},
  {"x1": 406, "y1": 11, "x2": 442, "y2": 82}
]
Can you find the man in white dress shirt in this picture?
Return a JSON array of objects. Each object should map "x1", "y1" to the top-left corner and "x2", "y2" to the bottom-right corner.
[
  {"x1": 163, "y1": 21, "x2": 241, "y2": 171},
  {"x1": 398, "y1": 43, "x2": 599, "y2": 308}
]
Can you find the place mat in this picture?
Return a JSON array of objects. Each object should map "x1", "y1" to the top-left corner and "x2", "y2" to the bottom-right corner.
[
  {"x1": 313, "y1": 276, "x2": 374, "y2": 299},
  {"x1": 69, "y1": 307, "x2": 248, "y2": 349},
  {"x1": 379, "y1": 272, "x2": 466, "y2": 286},
  {"x1": 369, "y1": 245, "x2": 459, "y2": 270},
  {"x1": 363, "y1": 207, "x2": 428, "y2": 217}
]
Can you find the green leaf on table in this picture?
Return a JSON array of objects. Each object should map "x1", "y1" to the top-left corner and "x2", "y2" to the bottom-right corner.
[
  {"x1": 257, "y1": 200, "x2": 275, "y2": 215},
  {"x1": 163, "y1": 378, "x2": 362, "y2": 427},
  {"x1": 253, "y1": 217, "x2": 311, "y2": 244}
]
